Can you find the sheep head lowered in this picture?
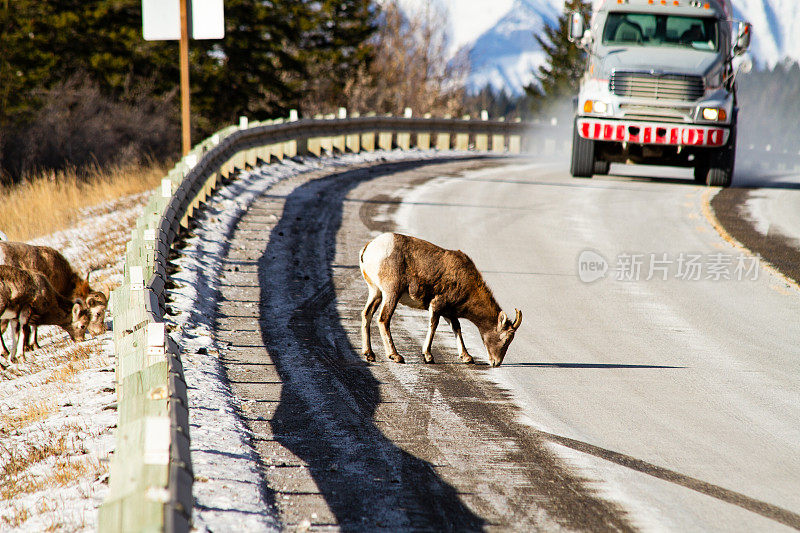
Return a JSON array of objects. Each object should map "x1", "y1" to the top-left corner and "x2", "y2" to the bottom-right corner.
[{"x1": 0, "y1": 242, "x2": 107, "y2": 336}]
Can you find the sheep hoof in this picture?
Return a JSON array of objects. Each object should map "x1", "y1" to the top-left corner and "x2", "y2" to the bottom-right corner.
[
  {"x1": 390, "y1": 353, "x2": 405, "y2": 364},
  {"x1": 461, "y1": 354, "x2": 474, "y2": 364},
  {"x1": 363, "y1": 351, "x2": 376, "y2": 362},
  {"x1": 423, "y1": 352, "x2": 434, "y2": 364}
]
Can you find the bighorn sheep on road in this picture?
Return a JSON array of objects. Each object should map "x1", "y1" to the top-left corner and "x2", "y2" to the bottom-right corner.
[
  {"x1": 359, "y1": 232, "x2": 522, "y2": 366},
  {"x1": 0, "y1": 266, "x2": 89, "y2": 365},
  {"x1": 0, "y1": 242, "x2": 108, "y2": 338}
]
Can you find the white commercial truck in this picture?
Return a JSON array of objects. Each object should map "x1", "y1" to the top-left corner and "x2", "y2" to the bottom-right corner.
[{"x1": 568, "y1": 0, "x2": 751, "y2": 186}]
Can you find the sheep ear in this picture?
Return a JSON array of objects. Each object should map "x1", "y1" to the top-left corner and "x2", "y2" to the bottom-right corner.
[
  {"x1": 72, "y1": 302, "x2": 82, "y2": 321},
  {"x1": 497, "y1": 311, "x2": 508, "y2": 331}
]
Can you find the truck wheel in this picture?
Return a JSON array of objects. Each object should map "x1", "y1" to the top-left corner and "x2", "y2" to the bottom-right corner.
[
  {"x1": 706, "y1": 167, "x2": 731, "y2": 187},
  {"x1": 570, "y1": 120, "x2": 595, "y2": 178},
  {"x1": 594, "y1": 159, "x2": 610, "y2": 175},
  {"x1": 706, "y1": 126, "x2": 736, "y2": 187}
]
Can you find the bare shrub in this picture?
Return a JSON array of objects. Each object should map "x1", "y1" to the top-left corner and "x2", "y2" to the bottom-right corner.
[
  {"x1": 1, "y1": 74, "x2": 177, "y2": 180},
  {"x1": 308, "y1": 2, "x2": 466, "y2": 117}
]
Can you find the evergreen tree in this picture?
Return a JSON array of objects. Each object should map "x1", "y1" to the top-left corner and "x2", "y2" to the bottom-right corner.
[
  {"x1": 299, "y1": 0, "x2": 378, "y2": 114},
  {"x1": 0, "y1": 0, "x2": 174, "y2": 125},
  {"x1": 524, "y1": 0, "x2": 592, "y2": 115},
  {"x1": 190, "y1": 0, "x2": 312, "y2": 128}
]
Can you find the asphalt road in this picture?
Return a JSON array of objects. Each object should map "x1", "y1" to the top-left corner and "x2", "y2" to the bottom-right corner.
[
  {"x1": 393, "y1": 160, "x2": 800, "y2": 531},
  {"x1": 213, "y1": 154, "x2": 800, "y2": 531}
]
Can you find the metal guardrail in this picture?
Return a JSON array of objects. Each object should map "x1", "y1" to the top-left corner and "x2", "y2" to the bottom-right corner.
[{"x1": 97, "y1": 111, "x2": 532, "y2": 532}]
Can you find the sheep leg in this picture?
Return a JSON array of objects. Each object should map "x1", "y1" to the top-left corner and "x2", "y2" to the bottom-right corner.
[
  {"x1": 15, "y1": 320, "x2": 27, "y2": 363},
  {"x1": 446, "y1": 317, "x2": 473, "y2": 364},
  {"x1": 0, "y1": 319, "x2": 9, "y2": 356},
  {"x1": 23, "y1": 324, "x2": 39, "y2": 350},
  {"x1": 422, "y1": 306, "x2": 441, "y2": 364},
  {"x1": 8, "y1": 318, "x2": 20, "y2": 364},
  {"x1": 11, "y1": 307, "x2": 31, "y2": 363},
  {"x1": 377, "y1": 292, "x2": 404, "y2": 364},
  {"x1": 361, "y1": 284, "x2": 382, "y2": 362}
]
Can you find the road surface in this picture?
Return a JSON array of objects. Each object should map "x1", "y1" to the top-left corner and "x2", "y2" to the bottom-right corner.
[{"x1": 213, "y1": 154, "x2": 800, "y2": 531}]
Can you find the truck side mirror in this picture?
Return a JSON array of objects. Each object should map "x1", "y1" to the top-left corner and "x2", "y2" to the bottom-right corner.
[
  {"x1": 568, "y1": 11, "x2": 584, "y2": 43},
  {"x1": 734, "y1": 22, "x2": 752, "y2": 55}
]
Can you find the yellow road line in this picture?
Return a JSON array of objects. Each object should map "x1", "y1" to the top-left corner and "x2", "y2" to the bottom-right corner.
[{"x1": 700, "y1": 188, "x2": 800, "y2": 295}]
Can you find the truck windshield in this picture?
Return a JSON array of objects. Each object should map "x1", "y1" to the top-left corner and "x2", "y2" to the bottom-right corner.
[{"x1": 602, "y1": 12, "x2": 718, "y2": 51}]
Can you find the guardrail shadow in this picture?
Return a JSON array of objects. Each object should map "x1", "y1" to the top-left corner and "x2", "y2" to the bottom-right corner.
[{"x1": 256, "y1": 158, "x2": 487, "y2": 531}]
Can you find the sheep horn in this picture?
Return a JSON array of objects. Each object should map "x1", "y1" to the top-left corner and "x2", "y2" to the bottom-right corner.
[{"x1": 512, "y1": 308, "x2": 523, "y2": 330}]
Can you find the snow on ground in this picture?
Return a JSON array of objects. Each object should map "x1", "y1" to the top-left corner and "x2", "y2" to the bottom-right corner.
[
  {"x1": 0, "y1": 191, "x2": 150, "y2": 531},
  {"x1": 164, "y1": 150, "x2": 457, "y2": 531}
]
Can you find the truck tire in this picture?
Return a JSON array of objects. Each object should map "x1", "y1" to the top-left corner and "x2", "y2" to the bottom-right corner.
[
  {"x1": 570, "y1": 119, "x2": 595, "y2": 178},
  {"x1": 701, "y1": 119, "x2": 737, "y2": 187},
  {"x1": 594, "y1": 159, "x2": 610, "y2": 175}
]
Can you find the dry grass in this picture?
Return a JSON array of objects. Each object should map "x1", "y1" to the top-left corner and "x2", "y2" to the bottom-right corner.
[
  {"x1": 1, "y1": 505, "x2": 30, "y2": 528},
  {"x1": 0, "y1": 160, "x2": 167, "y2": 241},
  {"x1": 0, "y1": 401, "x2": 56, "y2": 435}
]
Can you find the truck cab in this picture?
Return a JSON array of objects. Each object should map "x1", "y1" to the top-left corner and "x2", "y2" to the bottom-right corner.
[{"x1": 568, "y1": 0, "x2": 751, "y2": 186}]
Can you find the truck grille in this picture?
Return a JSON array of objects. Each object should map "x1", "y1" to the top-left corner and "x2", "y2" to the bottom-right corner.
[{"x1": 610, "y1": 71, "x2": 705, "y2": 102}]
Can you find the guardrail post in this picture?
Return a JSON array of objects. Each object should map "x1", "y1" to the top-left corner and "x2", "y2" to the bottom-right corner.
[
  {"x1": 510, "y1": 118, "x2": 523, "y2": 154},
  {"x1": 397, "y1": 108, "x2": 412, "y2": 150},
  {"x1": 361, "y1": 112, "x2": 376, "y2": 151},
  {"x1": 333, "y1": 108, "x2": 347, "y2": 153},
  {"x1": 416, "y1": 113, "x2": 432, "y2": 150},
  {"x1": 436, "y1": 116, "x2": 451, "y2": 151},
  {"x1": 378, "y1": 114, "x2": 394, "y2": 150},
  {"x1": 346, "y1": 112, "x2": 361, "y2": 153},
  {"x1": 284, "y1": 110, "x2": 300, "y2": 157},
  {"x1": 475, "y1": 110, "x2": 489, "y2": 151},
  {"x1": 455, "y1": 116, "x2": 470, "y2": 151},
  {"x1": 492, "y1": 117, "x2": 506, "y2": 153}
]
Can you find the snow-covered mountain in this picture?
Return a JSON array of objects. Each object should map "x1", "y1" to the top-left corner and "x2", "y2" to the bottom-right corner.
[{"x1": 394, "y1": 0, "x2": 800, "y2": 95}]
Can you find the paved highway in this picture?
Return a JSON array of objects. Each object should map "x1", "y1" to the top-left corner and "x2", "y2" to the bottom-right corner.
[
  {"x1": 391, "y1": 160, "x2": 800, "y2": 531},
  {"x1": 212, "y1": 154, "x2": 800, "y2": 531}
]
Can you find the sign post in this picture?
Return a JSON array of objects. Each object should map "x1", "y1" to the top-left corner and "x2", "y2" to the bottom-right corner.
[
  {"x1": 179, "y1": 0, "x2": 191, "y2": 155},
  {"x1": 142, "y1": 0, "x2": 225, "y2": 156}
]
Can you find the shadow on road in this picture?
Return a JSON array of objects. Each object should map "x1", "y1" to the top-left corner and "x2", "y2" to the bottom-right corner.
[{"x1": 256, "y1": 158, "x2": 488, "y2": 531}]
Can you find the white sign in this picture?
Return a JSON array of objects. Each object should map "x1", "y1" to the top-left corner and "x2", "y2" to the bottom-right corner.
[{"x1": 142, "y1": 0, "x2": 225, "y2": 41}]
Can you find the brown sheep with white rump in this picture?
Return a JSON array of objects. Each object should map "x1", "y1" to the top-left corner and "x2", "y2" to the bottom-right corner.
[{"x1": 359, "y1": 232, "x2": 522, "y2": 366}]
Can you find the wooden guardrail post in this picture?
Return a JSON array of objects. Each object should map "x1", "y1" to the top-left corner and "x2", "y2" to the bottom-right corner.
[
  {"x1": 361, "y1": 112, "x2": 376, "y2": 151},
  {"x1": 397, "y1": 108, "x2": 412, "y2": 150},
  {"x1": 475, "y1": 110, "x2": 489, "y2": 152},
  {"x1": 346, "y1": 112, "x2": 361, "y2": 153},
  {"x1": 436, "y1": 115, "x2": 451, "y2": 151},
  {"x1": 378, "y1": 114, "x2": 394, "y2": 151},
  {"x1": 455, "y1": 115, "x2": 470, "y2": 151}
]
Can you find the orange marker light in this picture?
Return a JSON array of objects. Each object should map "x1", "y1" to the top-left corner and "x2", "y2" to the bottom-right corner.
[{"x1": 584, "y1": 101, "x2": 594, "y2": 113}]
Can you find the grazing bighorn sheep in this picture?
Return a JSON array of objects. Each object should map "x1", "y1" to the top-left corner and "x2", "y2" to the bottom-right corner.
[
  {"x1": 0, "y1": 242, "x2": 108, "y2": 339},
  {"x1": 0, "y1": 266, "x2": 90, "y2": 364},
  {"x1": 359, "y1": 232, "x2": 522, "y2": 366}
]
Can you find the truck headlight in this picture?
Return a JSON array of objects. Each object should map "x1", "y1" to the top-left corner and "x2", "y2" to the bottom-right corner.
[
  {"x1": 701, "y1": 107, "x2": 727, "y2": 121},
  {"x1": 583, "y1": 100, "x2": 608, "y2": 114}
]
